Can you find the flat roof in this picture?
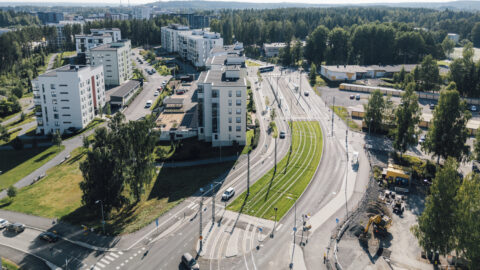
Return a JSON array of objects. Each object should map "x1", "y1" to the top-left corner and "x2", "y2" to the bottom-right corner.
[
  {"x1": 198, "y1": 69, "x2": 246, "y2": 87},
  {"x1": 323, "y1": 64, "x2": 416, "y2": 73},
  {"x1": 108, "y1": 80, "x2": 141, "y2": 98},
  {"x1": 164, "y1": 97, "x2": 184, "y2": 105},
  {"x1": 38, "y1": 65, "x2": 92, "y2": 77}
]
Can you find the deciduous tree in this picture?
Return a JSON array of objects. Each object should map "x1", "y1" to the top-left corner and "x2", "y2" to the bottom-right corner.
[
  {"x1": 364, "y1": 90, "x2": 385, "y2": 134},
  {"x1": 393, "y1": 83, "x2": 420, "y2": 155}
]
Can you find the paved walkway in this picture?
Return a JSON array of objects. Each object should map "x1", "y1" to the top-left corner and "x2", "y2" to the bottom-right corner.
[
  {"x1": 46, "y1": 53, "x2": 58, "y2": 71},
  {"x1": 157, "y1": 155, "x2": 238, "y2": 168}
]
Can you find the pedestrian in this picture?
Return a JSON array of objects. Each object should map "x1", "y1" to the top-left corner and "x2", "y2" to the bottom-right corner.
[{"x1": 324, "y1": 252, "x2": 326, "y2": 264}]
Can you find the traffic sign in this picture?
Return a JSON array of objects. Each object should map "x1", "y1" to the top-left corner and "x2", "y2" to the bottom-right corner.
[
  {"x1": 293, "y1": 227, "x2": 297, "y2": 232},
  {"x1": 155, "y1": 218, "x2": 159, "y2": 227},
  {"x1": 336, "y1": 218, "x2": 339, "y2": 224},
  {"x1": 258, "y1": 227, "x2": 263, "y2": 232}
]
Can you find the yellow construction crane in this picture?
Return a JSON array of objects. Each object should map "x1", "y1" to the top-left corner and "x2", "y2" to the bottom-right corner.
[{"x1": 364, "y1": 214, "x2": 392, "y2": 236}]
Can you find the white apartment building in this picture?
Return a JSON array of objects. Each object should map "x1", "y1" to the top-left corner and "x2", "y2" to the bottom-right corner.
[
  {"x1": 75, "y1": 33, "x2": 113, "y2": 53},
  {"x1": 447, "y1": 33, "x2": 460, "y2": 44},
  {"x1": 48, "y1": 20, "x2": 84, "y2": 48},
  {"x1": 161, "y1": 24, "x2": 190, "y2": 53},
  {"x1": 89, "y1": 40, "x2": 132, "y2": 87},
  {"x1": 33, "y1": 65, "x2": 106, "y2": 135},
  {"x1": 197, "y1": 66, "x2": 247, "y2": 146},
  {"x1": 109, "y1": 13, "x2": 129, "y2": 21},
  {"x1": 91, "y1": 28, "x2": 122, "y2": 42},
  {"x1": 135, "y1": 7, "x2": 152, "y2": 20},
  {"x1": 179, "y1": 30, "x2": 223, "y2": 67}
]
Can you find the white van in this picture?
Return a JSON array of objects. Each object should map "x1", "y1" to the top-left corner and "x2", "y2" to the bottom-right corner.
[
  {"x1": 145, "y1": 100, "x2": 153, "y2": 108},
  {"x1": 351, "y1": 151, "x2": 359, "y2": 166}
]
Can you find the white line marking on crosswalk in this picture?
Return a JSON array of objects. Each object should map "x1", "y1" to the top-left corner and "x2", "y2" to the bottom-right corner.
[
  {"x1": 276, "y1": 224, "x2": 283, "y2": 231},
  {"x1": 187, "y1": 202, "x2": 195, "y2": 208},
  {"x1": 142, "y1": 247, "x2": 145, "y2": 251},
  {"x1": 106, "y1": 255, "x2": 115, "y2": 261},
  {"x1": 125, "y1": 259, "x2": 129, "y2": 263},
  {"x1": 96, "y1": 262, "x2": 106, "y2": 268},
  {"x1": 100, "y1": 259, "x2": 110, "y2": 264},
  {"x1": 118, "y1": 251, "x2": 124, "y2": 255},
  {"x1": 116, "y1": 267, "x2": 120, "y2": 270},
  {"x1": 93, "y1": 267, "x2": 101, "y2": 270},
  {"x1": 111, "y1": 253, "x2": 119, "y2": 258},
  {"x1": 121, "y1": 263, "x2": 124, "y2": 266},
  {"x1": 134, "y1": 253, "x2": 138, "y2": 257},
  {"x1": 129, "y1": 256, "x2": 133, "y2": 260}
]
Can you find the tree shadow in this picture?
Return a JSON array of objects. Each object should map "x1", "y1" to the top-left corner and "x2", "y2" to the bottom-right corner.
[
  {"x1": 229, "y1": 193, "x2": 249, "y2": 234},
  {"x1": 263, "y1": 172, "x2": 276, "y2": 202},
  {"x1": 358, "y1": 232, "x2": 393, "y2": 264},
  {"x1": 0, "y1": 147, "x2": 49, "y2": 174},
  {"x1": 34, "y1": 150, "x2": 57, "y2": 163}
]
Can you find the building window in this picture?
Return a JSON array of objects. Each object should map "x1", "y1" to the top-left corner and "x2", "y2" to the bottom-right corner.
[
  {"x1": 236, "y1": 109, "x2": 241, "y2": 115},
  {"x1": 228, "y1": 100, "x2": 232, "y2": 106},
  {"x1": 60, "y1": 92, "x2": 68, "y2": 94},
  {"x1": 63, "y1": 121, "x2": 72, "y2": 124},
  {"x1": 52, "y1": 99, "x2": 57, "y2": 104},
  {"x1": 54, "y1": 121, "x2": 59, "y2": 126},
  {"x1": 51, "y1": 91, "x2": 56, "y2": 97},
  {"x1": 236, "y1": 126, "x2": 241, "y2": 132},
  {"x1": 60, "y1": 99, "x2": 69, "y2": 102},
  {"x1": 212, "y1": 90, "x2": 219, "y2": 98},
  {"x1": 61, "y1": 106, "x2": 70, "y2": 109},
  {"x1": 54, "y1": 113, "x2": 59, "y2": 119},
  {"x1": 228, "y1": 108, "x2": 232, "y2": 115},
  {"x1": 236, "y1": 117, "x2": 241, "y2": 123},
  {"x1": 228, "y1": 90, "x2": 232, "y2": 97},
  {"x1": 50, "y1": 84, "x2": 55, "y2": 89},
  {"x1": 229, "y1": 126, "x2": 232, "y2": 132},
  {"x1": 228, "y1": 117, "x2": 232, "y2": 123},
  {"x1": 62, "y1": 114, "x2": 71, "y2": 117},
  {"x1": 236, "y1": 90, "x2": 241, "y2": 97},
  {"x1": 59, "y1": 84, "x2": 68, "y2": 87},
  {"x1": 236, "y1": 100, "x2": 241, "y2": 106},
  {"x1": 53, "y1": 106, "x2": 57, "y2": 112},
  {"x1": 43, "y1": 95, "x2": 46, "y2": 104}
]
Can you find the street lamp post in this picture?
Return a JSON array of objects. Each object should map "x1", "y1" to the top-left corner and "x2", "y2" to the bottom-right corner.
[
  {"x1": 95, "y1": 200, "x2": 105, "y2": 235},
  {"x1": 270, "y1": 207, "x2": 278, "y2": 238}
]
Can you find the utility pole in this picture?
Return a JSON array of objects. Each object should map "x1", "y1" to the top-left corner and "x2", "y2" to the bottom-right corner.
[
  {"x1": 95, "y1": 200, "x2": 105, "y2": 235},
  {"x1": 300, "y1": 214, "x2": 305, "y2": 246},
  {"x1": 211, "y1": 184, "x2": 215, "y2": 225},
  {"x1": 199, "y1": 188, "x2": 204, "y2": 252},
  {"x1": 345, "y1": 129, "x2": 349, "y2": 218},
  {"x1": 332, "y1": 97, "x2": 335, "y2": 137},
  {"x1": 274, "y1": 137, "x2": 277, "y2": 173},
  {"x1": 247, "y1": 151, "x2": 250, "y2": 196},
  {"x1": 290, "y1": 202, "x2": 297, "y2": 269}
]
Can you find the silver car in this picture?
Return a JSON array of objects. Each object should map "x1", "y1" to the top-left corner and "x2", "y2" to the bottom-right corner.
[{"x1": 0, "y1": 218, "x2": 8, "y2": 229}]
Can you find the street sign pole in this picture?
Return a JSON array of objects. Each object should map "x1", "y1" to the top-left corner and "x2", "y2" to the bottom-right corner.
[
  {"x1": 247, "y1": 151, "x2": 250, "y2": 196},
  {"x1": 199, "y1": 188, "x2": 204, "y2": 253},
  {"x1": 211, "y1": 184, "x2": 215, "y2": 225}
]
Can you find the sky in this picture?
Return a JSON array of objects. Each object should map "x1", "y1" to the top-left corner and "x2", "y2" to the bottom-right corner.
[{"x1": 4, "y1": 0, "x2": 455, "y2": 5}]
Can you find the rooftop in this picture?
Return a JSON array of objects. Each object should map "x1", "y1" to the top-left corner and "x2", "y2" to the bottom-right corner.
[
  {"x1": 90, "y1": 40, "x2": 130, "y2": 51},
  {"x1": 91, "y1": 28, "x2": 120, "y2": 31},
  {"x1": 37, "y1": 65, "x2": 94, "y2": 77},
  {"x1": 198, "y1": 68, "x2": 246, "y2": 87},
  {"x1": 322, "y1": 64, "x2": 417, "y2": 73},
  {"x1": 108, "y1": 80, "x2": 141, "y2": 98}
]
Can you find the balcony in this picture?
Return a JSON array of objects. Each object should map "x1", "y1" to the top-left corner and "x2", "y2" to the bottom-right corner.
[
  {"x1": 33, "y1": 95, "x2": 41, "y2": 99},
  {"x1": 35, "y1": 111, "x2": 42, "y2": 116},
  {"x1": 34, "y1": 99, "x2": 42, "y2": 105}
]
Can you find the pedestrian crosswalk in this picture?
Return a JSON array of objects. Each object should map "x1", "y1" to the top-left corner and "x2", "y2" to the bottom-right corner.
[{"x1": 84, "y1": 248, "x2": 146, "y2": 270}]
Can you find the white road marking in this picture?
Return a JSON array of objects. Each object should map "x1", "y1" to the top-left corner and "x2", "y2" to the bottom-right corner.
[
  {"x1": 93, "y1": 267, "x2": 101, "y2": 270},
  {"x1": 105, "y1": 255, "x2": 115, "y2": 261},
  {"x1": 96, "y1": 262, "x2": 106, "y2": 268},
  {"x1": 125, "y1": 260, "x2": 129, "y2": 263},
  {"x1": 111, "y1": 253, "x2": 119, "y2": 258},
  {"x1": 116, "y1": 267, "x2": 120, "y2": 270},
  {"x1": 134, "y1": 253, "x2": 138, "y2": 257},
  {"x1": 141, "y1": 247, "x2": 145, "y2": 251},
  {"x1": 118, "y1": 251, "x2": 124, "y2": 255},
  {"x1": 129, "y1": 257, "x2": 133, "y2": 260},
  {"x1": 121, "y1": 263, "x2": 124, "y2": 266},
  {"x1": 276, "y1": 224, "x2": 283, "y2": 231},
  {"x1": 187, "y1": 202, "x2": 195, "y2": 208},
  {"x1": 100, "y1": 259, "x2": 110, "y2": 264}
]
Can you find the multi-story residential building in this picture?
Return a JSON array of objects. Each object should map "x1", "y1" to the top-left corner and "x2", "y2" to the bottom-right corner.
[
  {"x1": 173, "y1": 13, "x2": 211, "y2": 29},
  {"x1": 135, "y1": 7, "x2": 152, "y2": 20},
  {"x1": 106, "y1": 13, "x2": 130, "y2": 21},
  {"x1": 89, "y1": 40, "x2": 132, "y2": 87},
  {"x1": 36, "y1": 11, "x2": 64, "y2": 24},
  {"x1": 263, "y1": 42, "x2": 286, "y2": 57},
  {"x1": 32, "y1": 65, "x2": 106, "y2": 135},
  {"x1": 197, "y1": 66, "x2": 246, "y2": 146},
  {"x1": 49, "y1": 20, "x2": 85, "y2": 49},
  {"x1": 91, "y1": 28, "x2": 122, "y2": 42},
  {"x1": 179, "y1": 30, "x2": 223, "y2": 67},
  {"x1": 447, "y1": 33, "x2": 460, "y2": 44},
  {"x1": 161, "y1": 24, "x2": 190, "y2": 53},
  {"x1": 75, "y1": 33, "x2": 113, "y2": 53}
]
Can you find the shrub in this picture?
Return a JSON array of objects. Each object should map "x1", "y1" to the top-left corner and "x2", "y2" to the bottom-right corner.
[{"x1": 7, "y1": 186, "x2": 17, "y2": 198}]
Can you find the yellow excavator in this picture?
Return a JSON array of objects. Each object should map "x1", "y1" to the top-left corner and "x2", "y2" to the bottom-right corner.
[{"x1": 363, "y1": 214, "x2": 392, "y2": 237}]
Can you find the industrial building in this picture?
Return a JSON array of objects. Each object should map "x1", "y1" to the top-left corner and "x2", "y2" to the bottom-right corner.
[{"x1": 320, "y1": 65, "x2": 417, "y2": 81}]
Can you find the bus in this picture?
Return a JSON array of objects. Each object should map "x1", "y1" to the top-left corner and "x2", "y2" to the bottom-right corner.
[{"x1": 259, "y1": 65, "x2": 274, "y2": 73}]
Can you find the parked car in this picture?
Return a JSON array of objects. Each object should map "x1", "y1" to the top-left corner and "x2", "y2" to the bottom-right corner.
[
  {"x1": 145, "y1": 100, "x2": 153, "y2": 108},
  {"x1": 6, "y1": 223, "x2": 25, "y2": 233},
  {"x1": 279, "y1": 131, "x2": 286, "y2": 139},
  {"x1": 39, "y1": 232, "x2": 59, "y2": 243},
  {"x1": 429, "y1": 103, "x2": 435, "y2": 110},
  {"x1": 181, "y1": 253, "x2": 199, "y2": 270},
  {"x1": 162, "y1": 80, "x2": 167, "y2": 85},
  {"x1": 0, "y1": 218, "x2": 8, "y2": 229},
  {"x1": 419, "y1": 134, "x2": 426, "y2": 144},
  {"x1": 355, "y1": 94, "x2": 361, "y2": 100},
  {"x1": 304, "y1": 91, "x2": 310, "y2": 96},
  {"x1": 471, "y1": 105, "x2": 477, "y2": 112},
  {"x1": 222, "y1": 187, "x2": 235, "y2": 201},
  {"x1": 154, "y1": 91, "x2": 159, "y2": 96},
  {"x1": 157, "y1": 87, "x2": 163, "y2": 91},
  {"x1": 349, "y1": 95, "x2": 355, "y2": 99}
]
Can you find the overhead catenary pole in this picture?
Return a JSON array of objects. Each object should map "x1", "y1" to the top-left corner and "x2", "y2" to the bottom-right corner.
[
  {"x1": 212, "y1": 184, "x2": 215, "y2": 225},
  {"x1": 332, "y1": 96, "x2": 335, "y2": 137},
  {"x1": 199, "y1": 189, "x2": 204, "y2": 253},
  {"x1": 345, "y1": 128, "x2": 349, "y2": 218},
  {"x1": 247, "y1": 150, "x2": 250, "y2": 196}
]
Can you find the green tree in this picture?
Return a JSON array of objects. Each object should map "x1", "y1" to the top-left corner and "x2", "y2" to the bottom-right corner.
[
  {"x1": 441, "y1": 36, "x2": 455, "y2": 58},
  {"x1": 393, "y1": 83, "x2": 420, "y2": 155},
  {"x1": 7, "y1": 186, "x2": 17, "y2": 198},
  {"x1": 418, "y1": 55, "x2": 440, "y2": 91},
  {"x1": 309, "y1": 63, "x2": 317, "y2": 86},
  {"x1": 472, "y1": 22, "x2": 480, "y2": 48},
  {"x1": 105, "y1": 103, "x2": 111, "y2": 115},
  {"x1": 423, "y1": 88, "x2": 471, "y2": 163},
  {"x1": 51, "y1": 130, "x2": 62, "y2": 148},
  {"x1": 412, "y1": 158, "x2": 461, "y2": 258},
  {"x1": 12, "y1": 84, "x2": 23, "y2": 99},
  {"x1": 364, "y1": 90, "x2": 385, "y2": 134},
  {"x1": 327, "y1": 27, "x2": 349, "y2": 65},
  {"x1": 305, "y1": 25, "x2": 328, "y2": 66},
  {"x1": 0, "y1": 125, "x2": 8, "y2": 142},
  {"x1": 11, "y1": 137, "x2": 23, "y2": 150},
  {"x1": 455, "y1": 173, "x2": 480, "y2": 268}
]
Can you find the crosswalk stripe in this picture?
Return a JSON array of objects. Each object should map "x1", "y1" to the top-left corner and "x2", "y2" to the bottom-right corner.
[
  {"x1": 96, "y1": 262, "x2": 106, "y2": 268},
  {"x1": 187, "y1": 202, "x2": 195, "y2": 208},
  {"x1": 111, "y1": 253, "x2": 119, "y2": 258},
  {"x1": 105, "y1": 255, "x2": 115, "y2": 261},
  {"x1": 93, "y1": 267, "x2": 101, "y2": 270},
  {"x1": 276, "y1": 224, "x2": 283, "y2": 231},
  {"x1": 118, "y1": 251, "x2": 124, "y2": 255},
  {"x1": 100, "y1": 259, "x2": 110, "y2": 264},
  {"x1": 142, "y1": 247, "x2": 146, "y2": 251}
]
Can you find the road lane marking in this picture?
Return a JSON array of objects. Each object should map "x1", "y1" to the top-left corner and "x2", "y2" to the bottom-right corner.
[
  {"x1": 118, "y1": 251, "x2": 124, "y2": 255},
  {"x1": 275, "y1": 224, "x2": 283, "y2": 231},
  {"x1": 111, "y1": 253, "x2": 119, "y2": 258},
  {"x1": 105, "y1": 255, "x2": 115, "y2": 261},
  {"x1": 96, "y1": 262, "x2": 106, "y2": 268},
  {"x1": 116, "y1": 267, "x2": 120, "y2": 270},
  {"x1": 93, "y1": 267, "x2": 101, "y2": 270}
]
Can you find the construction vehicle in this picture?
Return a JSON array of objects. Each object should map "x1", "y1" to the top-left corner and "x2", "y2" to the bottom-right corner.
[
  {"x1": 393, "y1": 197, "x2": 405, "y2": 215},
  {"x1": 363, "y1": 214, "x2": 392, "y2": 237}
]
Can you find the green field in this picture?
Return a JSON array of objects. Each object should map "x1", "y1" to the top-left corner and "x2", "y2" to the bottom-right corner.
[
  {"x1": 330, "y1": 106, "x2": 361, "y2": 131},
  {"x1": 0, "y1": 145, "x2": 65, "y2": 191},
  {"x1": 246, "y1": 60, "x2": 261, "y2": 67},
  {"x1": 227, "y1": 121, "x2": 323, "y2": 220},
  {"x1": 1, "y1": 258, "x2": 19, "y2": 270}
]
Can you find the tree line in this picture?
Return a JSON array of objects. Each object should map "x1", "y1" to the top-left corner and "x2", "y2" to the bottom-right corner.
[{"x1": 0, "y1": 10, "x2": 40, "y2": 27}]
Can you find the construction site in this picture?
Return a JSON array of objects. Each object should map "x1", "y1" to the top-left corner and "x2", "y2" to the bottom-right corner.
[{"x1": 327, "y1": 148, "x2": 463, "y2": 270}]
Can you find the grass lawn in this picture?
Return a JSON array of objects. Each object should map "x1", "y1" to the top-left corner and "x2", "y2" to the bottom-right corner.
[
  {"x1": 6, "y1": 112, "x2": 35, "y2": 130},
  {"x1": 1, "y1": 258, "x2": 19, "y2": 270},
  {"x1": 155, "y1": 64, "x2": 172, "y2": 76},
  {"x1": 227, "y1": 121, "x2": 323, "y2": 220},
  {"x1": 330, "y1": 106, "x2": 361, "y2": 131},
  {"x1": 241, "y1": 129, "x2": 254, "y2": 155},
  {"x1": 1, "y1": 145, "x2": 235, "y2": 235},
  {"x1": 0, "y1": 145, "x2": 65, "y2": 191},
  {"x1": 246, "y1": 60, "x2": 261, "y2": 67},
  {"x1": 0, "y1": 111, "x2": 21, "y2": 124}
]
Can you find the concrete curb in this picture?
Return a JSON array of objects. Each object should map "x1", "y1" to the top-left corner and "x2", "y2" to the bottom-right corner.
[
  {"x1": 0, "y1": 242, "x2": 62, "y2": 270},
  {"x1": 25, "y1": 225, "x2": 119, "y2": 252}
]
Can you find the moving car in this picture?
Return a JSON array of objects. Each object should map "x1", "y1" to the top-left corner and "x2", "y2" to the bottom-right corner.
[
  {"x1": 304, "y1": 91, "x2": 309, "y2": 96},
  {"x1": 429, "y1": 103, "x2": 435, "y2": 110},
  {"x1": 222, "y1": 187, "x2": 235, "y2": 201},
  {"x1": 154, "y1": 91, "x2": 159, "y2": 96},
  {"x1": 0, "y1": 218, "x2": 8, "y2": 229},
  {"x1": 471, "y1": 105, "x2": 477, "y2": 112},
  {"x1": 355, "y1": 94, "x2": 361, "y2": 100},
  {"x1": 279, "y1": 131, "x2": 286, "y2": 139},
  {"x1": 349, "y1": 95, "x2": 355, "y2": 99},
  {"x1": 419, "y1": 134, "x2": 426, "y2": 144},
  {"x1": 6, "y1": 223, "x2": 25, "y2": 233},
  {"x1": 39, "y1": 232, "x2": 59, "y2": 243},
  {"x1": 181, "y1": 253, "x2": 199, "y2": 270}
]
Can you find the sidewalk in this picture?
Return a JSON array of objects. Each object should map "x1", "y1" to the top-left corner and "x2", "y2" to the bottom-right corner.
[{"x1": 157, "y1": 155, "x2": 239, "y2": 168}]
